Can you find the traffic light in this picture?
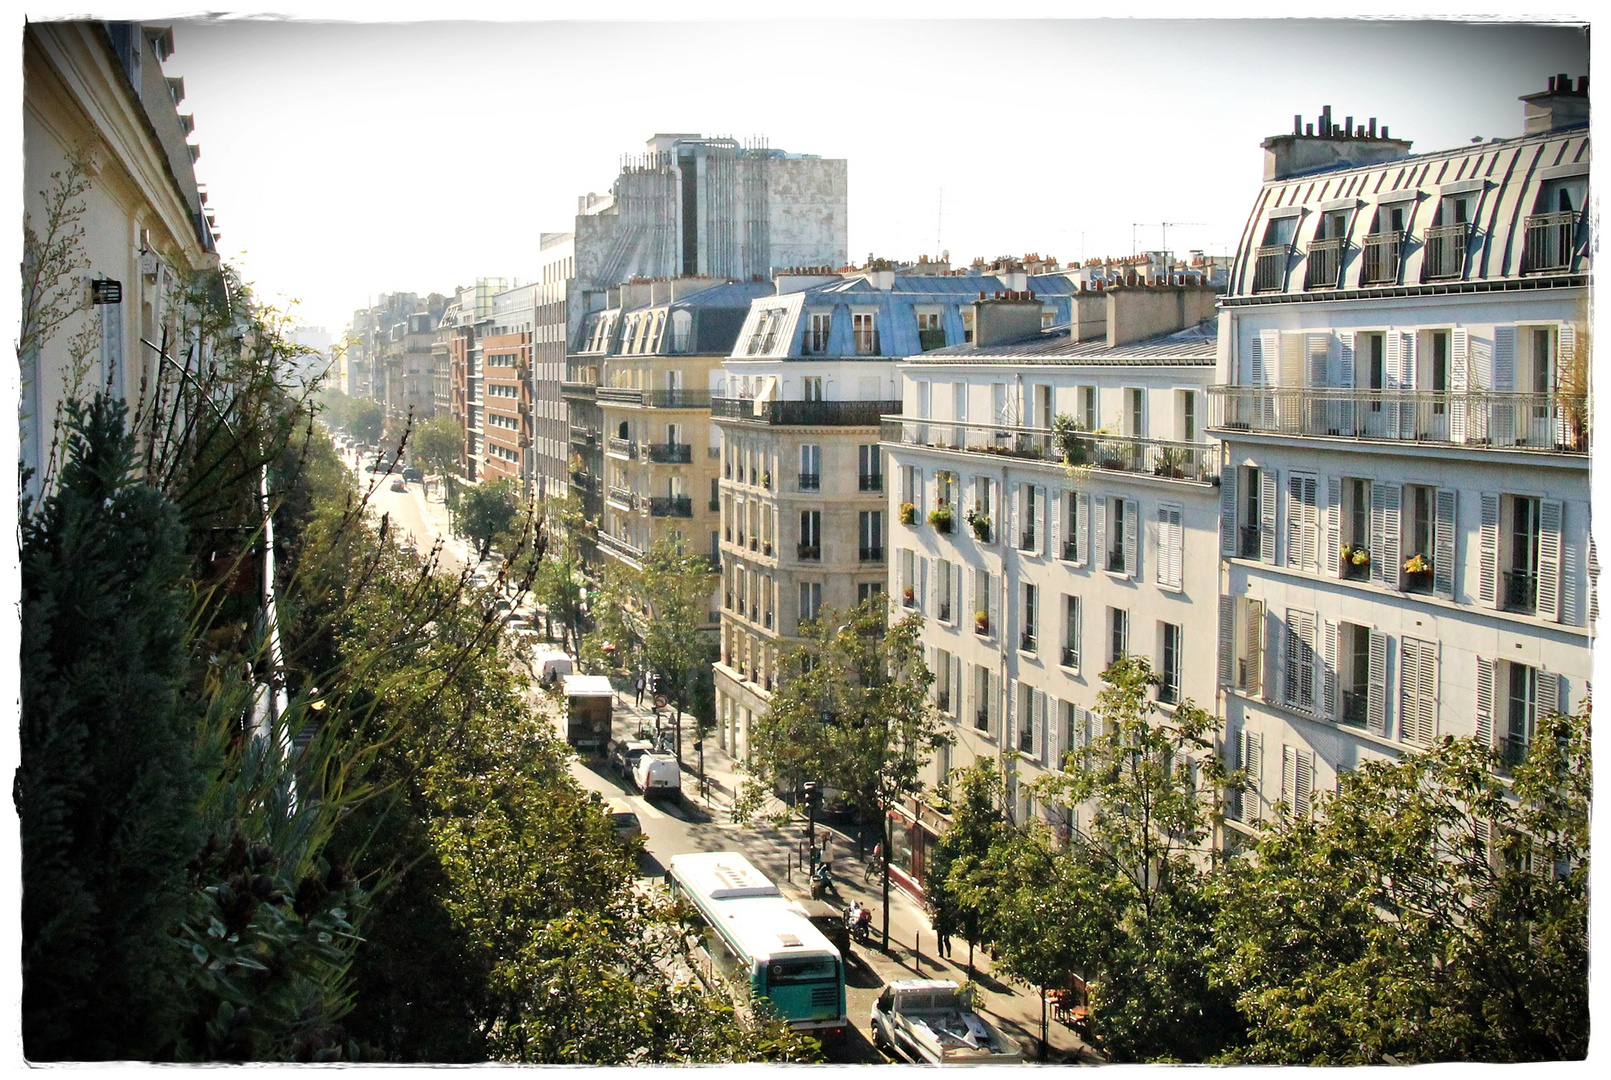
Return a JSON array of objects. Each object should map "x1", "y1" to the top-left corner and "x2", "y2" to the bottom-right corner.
[{"x1": 802, "y1": 781, "x2": 821, "y2": 810}]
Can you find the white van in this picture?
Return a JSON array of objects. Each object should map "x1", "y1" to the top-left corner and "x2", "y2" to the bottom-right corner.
[
  {"x1": 531, "y1": 645, "x2": 573, "y2": 686},
  {"x1": 633, "y1": 752, "x2": 681, "y2": 798}
]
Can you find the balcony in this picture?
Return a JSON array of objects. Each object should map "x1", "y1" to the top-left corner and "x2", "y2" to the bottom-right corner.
[
  {"x1": 606, "y1": 486, "x2": 637, "y2": 510},
  {"x1": 568, "y1": 425, "x2": 597, "y2": 446},
  {"x1": 1421, "y1": 223, "x2": 1468, "y2": 281},
  {"x1": 1208, "y1": 387, "x2": 1588, "y2": 454},
  {"x1": 886, "y1": 417, "x2": 1220, "y2": 483},
  {"x1": 1341, "y1": 690, "x2": 1368, "y2": 729},
  {"x1": 1360, "y1": 231, "x2": 1401, "y2": 285},
  {"x1": 859, "y1": 473, "x2": 883, "y2": 492},
  {"x1": 917, "y1": 328, "x2": 949, "y2": 352},
  {"x1": 1253, "y1": 243, "x2": 1290, "y2": 292},
  {"x1": 596, "y1": 530, "x2": 644, "y2": 564},
  {"x1": 560, "y1": 381, "x2": 597, "y2": 401},
  {"x1": 1240, "y1": 525, "x2": 1261, "y2": 560},
  {"x1": 644, "y1": 442, "x2": 692, "y2": 464},
  {"x1": 859, "y1": 546, "x2": 885, "y2": 563},
  {"x1": 798, "y1": 472, "x2": 821, "y2": 491},
  {"x1": 797, "y1": 543, "x2": 821, "y2": 561},
  {"x1": 1304, "y1": 237, "x2": 1345, "y2": 290},
  {"x1": 648, "y1": 495, "x2": 693, "y2": 518},
  {"x1": 598, "y1": 387, "x2": 713, "y2": 409},
  {"x1": 606, "y1": 436, "x2": 637, "y2": 459},
  {"x1": 1504, "y1": 569, "x2": 1538, "y2": 614},
  {"x1": 1523, "y1": 211, "x2": 1578, "y2": 272},
  {"x1": 711, "y1": 396, "x2": 903, "y2": 427}
]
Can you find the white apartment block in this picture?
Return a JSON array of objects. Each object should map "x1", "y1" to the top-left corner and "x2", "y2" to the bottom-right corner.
[
  {"x1": 1209, "y1": 81, "x2": 1591, "y2": 846},
  {"x1": 886, "y1": 287, "x2": 1222, "y2": 878}
]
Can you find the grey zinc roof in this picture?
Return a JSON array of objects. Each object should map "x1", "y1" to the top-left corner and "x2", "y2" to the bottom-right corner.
[{"x1": 917, "y1": 316, "x2": 1218, "y2": 365}]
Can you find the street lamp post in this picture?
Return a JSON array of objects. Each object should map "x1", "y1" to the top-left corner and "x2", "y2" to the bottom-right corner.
[{"x1": 803, "y1": 781, "x2": 820, "y2": 876}]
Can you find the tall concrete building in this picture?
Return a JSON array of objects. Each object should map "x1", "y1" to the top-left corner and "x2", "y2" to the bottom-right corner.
[
  {"x1": 1209, "y1": 83, "x2": 1591, "y2": 847},
  {"x1": 533, "y1": 135, "x2": 849, "y2": 499}
]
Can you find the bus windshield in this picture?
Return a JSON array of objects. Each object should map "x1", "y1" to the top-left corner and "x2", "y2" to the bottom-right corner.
[{"x1": 765, "y1": 956, "x2": 838, "y2": 987}]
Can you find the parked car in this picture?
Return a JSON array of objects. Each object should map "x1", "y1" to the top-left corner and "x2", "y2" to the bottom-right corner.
[
  {"x1": 607, "y1": 738, "x2": 654, "y2": 781},
  {"x1": 604, "y1": 797, "x2": 642, "y2": 842},
  {"x1": 390, "y1": 478, "x2": 407, "y2": 492},
  {"x1": 871, "y1": 980, "x2": 1020, "y2": 1064},
  {"x1": 402, "y1": 466, "x2": 424, "y2": 482},
  {"x1": 633, "y1": 752, "x2": 681, "y2": 798}
]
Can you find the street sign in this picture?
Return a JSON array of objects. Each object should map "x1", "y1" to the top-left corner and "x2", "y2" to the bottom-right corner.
[{"x1": 653, "y1": 693, "x2": 668, "y2": 709}]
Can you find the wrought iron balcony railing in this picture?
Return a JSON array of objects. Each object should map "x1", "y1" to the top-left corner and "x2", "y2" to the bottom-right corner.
[
  {"x1": 1304, "y1": 237, "x2": 1345, "y2": 290},
  {"x1": 1422, "y1": 223, "x2": 1468, "y2": 281},
  {"x1": 1253, "y1": 243, "x2": 1290, "y2": 292},
  {"x1": 606, "y1": 436, "x2": 637, "y2": 459},
  {"x1": 1523, "y1": 211, "x2": 1578, "y2": 272},
  {"x1": 648, "y1": 496, "x2": 693, "y2": 518},
  {"x1": 710, "y1": 396, "x2": 902, "y2": 426},
  {"x1": 598, "y1": 387, "x2": 713, "y2": 409},
  {"x1": 1504, "y1": 569, "x2": 1538, "y2": 614},
  {"x1": 1360, "y1": 231, "x2": 1402, "y2": 285},
  {"x1": 596, "y1": 530, "x2": 644, "y2": 563},
  {"x1": 606, "y1": 486, "x2": 636, "y2": 510},
  {"x1": 1208, "y1": 386, "x2": 1588, "y2": 454},
  {"x1": 644, "y1": 442, "x2": 692, "y2": 464},
  {"x1": 859, "y1": 473, "x2": 883, "y2": 492},
  {"x1": 797, "y1": 543, "x2": 821, "y2": 561},
  {"x1": 798, "y1": 472, "x2": 821, "y2": 491},
  {"x1": 859, "y1": 546, "x2": 885, "y2": 563},
  {"x1": 885, "y1": 417, "x2": 1219, "y2": 483}
]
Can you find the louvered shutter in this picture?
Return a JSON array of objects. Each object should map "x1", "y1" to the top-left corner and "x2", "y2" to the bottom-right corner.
[
  {"x1": 967, "y1": 568, "x2": 977, "y2": 630},
  {"x1": 1244, "y1": 731, "x2": 1264, "y2": 817},
  {"x1": 1249, "y1": 330, "x2": 1266, "y2": 386},
  {"x1": 1220, "y1": 467, "x2": 1238, "y2": 556},
  {"x1": 1093, "y1": 497, "x2": 1107, "y2": 571},
  {"x1": 988, "y1": 480, "x2": 999, "y2": 538},
  {"x1": 954, "y1": 565, "x2": 964, "y2": 626},
  {"x1": 952, "y1": 655, "x2": 963, "y2": 718},
  {"x1": 1259, "y1": 469, "x2": 1278, "y2": 564},
  {"x1": 1538, "y1": 669, "x2": 1563, "y2": 721},
  {"x1": 1416, "y1": 638, "x2": 1437, "y2": 744},
  {"x1": 1287, "y1": 474, "x2": 1305, "y2": 570},
  {"x1": 1556, "y1": 324, "x2": 1578, "y2": 446},
  {"x1": 1282, "y1": 746, "x2": 1296, "y2": 814},
  {"x1": 1325, "y1": 476, "x2": 1342, "y2": 577},
  {"x1": 1217, "y1": 596, "x2": 1236, "y2": 686},
  {"x1": 1264, "y1": 604, "x2": 1281, "y2": 701},
  {"x1": 1590, "y1": 538, "x2": 1599, "y2": 627},
  {"x1": 1493, "y1": 326, "x2": 1516, "y2": 390},
  {"x1": 1367, "y1": 629, "x2": 1389, "y2": 738},
  {"x1": 1308, "y1": 333, "x2": 1330, "y2": 388},
  {"x1": 1296, "y1": 751, "x2": 1314, "y2": 817},
  {"x1": 1371, "y1": 483, "x2": 1401, "y2": 588},
  {"x1": 1434, "y1": 489, "x2": 1457, "y2": 600},
  {"x1": 1009, "y1": 483, "x2": 1022, "y2": 550},
  {"x1": 1280, "y1": 331, "x2": 1305, "y2": 388},
  {"x1": 1299, "y1": 612, "x2": 1317, "y2": 713},
  {"x1": 1225, "y1": 731, "x2": 1244, "y2": 821},
  {"x1": 988, "y1": 572, "x2": 1001, "y2": 639},
  {"x1": 1006, "y1": 677, "x2": 1017, "y2": 749},
  {"x1": 1478, "y1": 493, "x2": 1500, "y2": 607},
  {"x1": 1450, "y1": 327, "x2": 1470, "y2": 443},
  {"x1": 1124, "y1": 498, "x2": 1139, "y2": 579},
  {"x1": 1537, "y1": 500, "x2": 1563, "y2": 622},
  {"x1": 1399, "y1": 332, "x2": 1417, "y2": 389},
  {"x1": 918, "y1": 556, "x2": 930, "y2": 615},
  {"x1": 1399, "y1": 638, "x2": 1426, "y2": 744},
  {"x1": 1245, "y1": 598, "x2": 1264, "y2": 695},
  {"x1": 1076, "y1": 494, "x2": 1090, "y2": 568},
  {"x1": 1032, "y1": 688, "x2": 1047, "y2": 761},
  {"x1": 1383, "y1": 329, "x2": 1403, "y2": 435},
  {"x1": 1337, "y1": 330, "x2": 1355, "y2": 387},
  {"x1": 1050, "y1": 491, "x2": 1063, "y2": 559},
  {"x1": 1563, "y1": 530, "x2": 1582, "y2": 628},
  {"x1": 1475, "y1": 656, "x2": 1496, "y2": 747},
  {"x1": 1321, "y1": 619, "x2": 1339, "y2": 720},
  {"x1": 1035, "y1": 486, "x2": 1048, "y2": 556},
  {"x1": 1157, "y1": 505, "x2": 1183, "y2": 591}
]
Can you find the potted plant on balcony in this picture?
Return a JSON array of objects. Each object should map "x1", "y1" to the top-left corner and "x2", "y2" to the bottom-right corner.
[
  {"x1": 928, "y1": 501, "x2": 954, "y2": 533},
  {"x1": 903, "y1": 586, "x2": 916, "y2": 607},
  {"x1": 1341, "y1": 544, "x2": 1369, "y2": 579},
  {"x1": 974, "y1": 610, "x2": 990, "y2": 634},
  {"x1": 900, "y1": 501, "x2": 917, "y2": 525},
  {"x1": 1052, "y1": 413, "x2": 1090, "y2": 467},
  {"x1": 760, "y1": 471, "x2": 771, "y2": 489},
  {"x1": 965, "y1": 507, "x2": 992, "y2": 542},
  {"x1": 1153, "y1": 445, "x2": 1190, "y2": 480},
  {"x1": 1094, "y1": 435, "x2": 1125, "y2": 470},
  {"x1": 1403, "y1": 552, "x2": 1433, "y2": 591}
]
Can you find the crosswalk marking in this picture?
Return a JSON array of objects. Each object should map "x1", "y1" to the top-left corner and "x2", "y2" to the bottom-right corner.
[{"x1": 629, "y1": 795, "x2": 665, "y2": 820}]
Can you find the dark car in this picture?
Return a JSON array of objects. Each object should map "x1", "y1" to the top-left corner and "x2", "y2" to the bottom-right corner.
[
  {"x1": 606, "y1": 738, "x2": 653, "y2": 781},
  {"x1": 403, "y1": 466, "x2": 424, "y2": 482},
  {"x1": 390, "y1": 478, "x2": 407, "y2": 492}
]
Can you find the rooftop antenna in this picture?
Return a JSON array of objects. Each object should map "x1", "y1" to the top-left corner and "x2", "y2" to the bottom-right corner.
[{"x1": 1133, "y1": 222, "x2": 1204, "y2": 259}]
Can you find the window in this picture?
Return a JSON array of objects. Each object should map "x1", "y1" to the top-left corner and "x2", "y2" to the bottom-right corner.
[
  {"x1": 802, "y1": 376, "x2": 824, "y2": 402},
  {"x1": 1076, "y1": 385, "x2": 1096, "y2": 431},
  {"x1": 806, "y1": 312, "x2": 832, "y2": 353},
  {"x1": 916, "y1": 311, "x2": 946, "y2": 351},
  {"x1": 1156, "y1": 503, "x2": 1183, "y2": 590},
  {"x1": 1125, "y1": 388, "x2": 1145, "y2": 438},
  {"x1": 853, "y1": 312, "x2": 879, "y2": 355},
  {"x1": 935, "y1": 648, "x2": 954, "y2": 712},
  {"x1": 1363, "y1": 204, "x2": 1406, "y2": 284},
  {"x1": 1159, "y1": 622, "x2": 1182, "y2": 704},
  {"x1": 1061, "y1": 596, "x2": 1081, "y2": 671},
  {"x1": 952, "y1": 382, "x2": 968, "y2": 424},
  {"x1": 799, "y1": 444, "x2": 821, "y2": 490},
  {"x1": 937, "y1": 558, "x2": 953, "y2": 622},
  {"x1": 1339, "y1": 477, "x2": 1372, "y2": 579},
  {"x1": 798, "y1": 510, "x2": 820, "y2": 560},
  {"x1": 1018, "y1": 683, "x2": 1036, "y2": 754},
  {"x1": 799, "y1": 581, "x2": 821, "y2": 625},
  {"x1": 1238, "y1": 465, "x2": 1266, "y2": 560},
  {"x1": 1030, "y1": 384, "x2": 1053, "y2": 429},
  {"x1": 1179, "y1": 390, "x2": 1198, "y2": 441},
  {"x1": 1506, "y1": 495, "x2": 1540, "y2": 614},
  {"x1": 1337, "y1": 622, "x2": 1371, "y2": 728},
  {"x1": 1109, "y1": 607, "x2": 1129, "y2": 666},
  {"x1": 899, "y1": 549, "x2": 916, "y2": 607},
  {"x1": 1281, "y1": 745, "x2": 1316, "y2": 817},
  {"x1": 1286, "y1": 472, "x2": 1319, "y2": 572},
  {"x1": 973, "y1": 567, "x2": 993, "y2": 635},
  {"x1": 857, "y1": 580, "x2": 883, "y2": 604},
  {"x1": 1401, "y1": 484, "x2": 1436, "y2": 591},
  {"x1": 1104, "y1": 496, "x2": 1135, "y2": 574},
  {"x1": 746, "y1": 310, "x2": 770, "y2": 355},
  {"x1": 859, "y1": 510, "x2": 884, "y2": 562},
  {"x1": 1505, "y1": 662, "x2": 1537, "y2": 767},
  {"x1": 858, "y1": 444, "x2": 882, "y2": 491},
  {"x1": 1020, "y1": 583, "x2": 1038, "y2": 653},
  {"x1": 961, "y1": 309, "x2": 975, "y2": 344},
  {"x1": 1019, "y1": 484, "x2": 1039, "y2": 551},
  {"x1": 1227, "y1": 730, "x2": 1264, "y2": 824},
  {"x1": 1219, "y1": 596, "x2": 1264, "y2": 696},
  {"x1": 1282, "y1": 609, "x2": 1318, "y2": 715},
  {"x1": 1359, "y1": 331, "x2": 1386, "y2": 396},
  {"x1": 974, "y1": 665, "x2": 993, "y2": 731},
  {"x1": 1400, "y1": 636, "x2": 1438, "y2": 745},
  {"x1": 1483, "y1": 492, "x2": 1562, "y2": 619}
]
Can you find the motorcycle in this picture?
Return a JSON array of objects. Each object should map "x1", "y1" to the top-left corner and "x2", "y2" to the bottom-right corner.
[
  {"x1": 846, "y1": 904, "x2": 873, "y2": 945},
  {"x1": 809, "y1": 862, "x2": 836, "y2": 900}
]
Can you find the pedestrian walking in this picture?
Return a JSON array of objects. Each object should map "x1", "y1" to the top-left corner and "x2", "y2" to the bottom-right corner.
[{"x1": 634, "y1": 673, "x2": 645, "y2": 706}]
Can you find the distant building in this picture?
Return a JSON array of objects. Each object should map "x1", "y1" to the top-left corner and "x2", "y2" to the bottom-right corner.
[
  {"x1": 536, "y1": 135, "x2": 849, "y2": 499},
  {"x1": 1209, "y1": 81, "x2": 1591, "y2": 845},
  {"x1": 286, "y1": 325, "x2": 333, "y2": 388}
]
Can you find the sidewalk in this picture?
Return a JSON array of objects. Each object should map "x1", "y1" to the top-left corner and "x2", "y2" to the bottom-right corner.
[{"x1": 606, "y1": 687, "x2": 1097, "y2": 1063}]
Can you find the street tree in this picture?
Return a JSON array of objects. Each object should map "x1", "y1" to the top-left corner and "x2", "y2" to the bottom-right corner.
[
  {"x1": 410, "y1": 413, "x2": 462, "y2": 481},
  {"x1": 639, "y1": 539, "x2": 718, "y2": 761},
  {"x1": 925, "y1": 760, "x2": 1010, "y2": 977},
  {"x1": 1209, "y1": 712, "x2": 1590, "y2": 1064},
  {"x1": 457, "y1": 477, "x2": 520, "y2": 559}
]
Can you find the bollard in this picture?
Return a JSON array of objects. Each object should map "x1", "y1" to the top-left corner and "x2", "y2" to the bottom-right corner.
[{"x1": 914, "y1": 932, "x2": 922, "y2": 971}]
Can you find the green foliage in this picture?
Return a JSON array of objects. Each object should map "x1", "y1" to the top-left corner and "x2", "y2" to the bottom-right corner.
[
  {"x1": 926, "y1": 761, "x2": 1009, "y2": 954},
  {"x1": 410, "y1": 413, "x2": 462, "y2": 479},
  {"x1": 458, "y1": 477, "x2": 521, "y2": 559},
  {"x1": 737, "y1": 598, "x2": 950, "y2": 826},
  {"x1": 1209, "y1": 715, "x2": 1590, "y2": 1064},
  {"x1": 318, "y1": 388, "x2": 385, "y2": 444},
  {"x1": 19, "y1": 396, "x2": 211, "y2": 1059},
  {"x1": 640, "y1": 540, "x2": 718, "y2": 724}
]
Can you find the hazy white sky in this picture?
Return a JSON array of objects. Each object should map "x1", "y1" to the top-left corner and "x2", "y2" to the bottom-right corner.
[{"x1": 56, "y1": 7, "x2": 1596, "y2": 333}]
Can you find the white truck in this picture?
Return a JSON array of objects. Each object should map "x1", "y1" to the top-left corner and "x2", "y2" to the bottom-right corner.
[
  {"x1": 633, "y1": 751, "x2": 681, "y2": 799},
  {"x1": 870, "y1": 979, "x2": 1021, "y2": 1065}
]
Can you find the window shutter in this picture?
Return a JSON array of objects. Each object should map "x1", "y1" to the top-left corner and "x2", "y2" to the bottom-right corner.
[
  {"x1": 989, "y1": 572, "x2": 1001, "y2": 639},
  {"x1": 967, "y1": 569, "x2": 977, "y2": 628},
  {"x1": 1157, "y1": 505, "x2": 1183, "y2": 591},
  {"x1": 1287, "y1": 474, "x2": 1304, "y2": 571},
  {"x1": 952, "y1": 655, "x2": 962, "y2": 718},
  {"x1": 1217, "y1": 595, "x2": 1236, "y2": 686},
  {"x1": 1124, "y1": 498, "x2": 1139, "y2": 579},
  {"x1": 1259, "y1": 469, "x2": 1278, "y2": 564},
  {"x1": 1493, "y1": 326, "x2": 1516, "y2": 390},
  {"x1": 1475, "y1": 656, "x2": 1496, "y2": 747},
  {"x1": 1010, "y1": 483, "x2": 1022, "y2": 550},
  {"x1": 1399, "y1": 331, "x2": 1417, "y2": 390},
  {"x1": 1036, "y1": 486, "x2": 1048, "y2": 556},
  {"x1": 927, "y1": 645, "x2": 939, "y2": 706},
  {"x1": 1244, "y1": 731, "x2": 1264, "y2": 816},
  {"x1": 1281, "y1": 745, "x2": 1295, "y2": 814},
  {"x1": 1400, "y1": 637, "x2": 1434, "y2": 744},
  {"x1": 1537, "y1": 500, "x2": 1563, "y2": 622},
  {"x1": 1296, "y1": 751, "x2": 1314, "y2": 817},
  {"x1": 1325, "y1": 476, "x2": 1342, "y2": 576},
  {"x1": 1308, "y1": 333, "x2": 1330, "y2": 388},
  {"x1": 1033, "y1": 688, "x2": 1047, "y2": 761},
  {"x1": 1006, "y1": 678, "x2": 1018, "y2": 748},
  {"x1": 1367, "y1": 629, "x2": 1389, "y2": 738},
  {"x1": 1479, "y1": 493, "x2": 1500, "y2": 607},
  {"x1": 1220, "y1": 467, "x2": 1238, "y2": 556},
  {"x1": 1076, "y1": 494, "x2": 1090, "y2": 568},
  {"x1": 1264, "y1": 604, "x2": 1282, "y2": 702},
  {"x1": 1050, "y1": 491, "x2": 1063, "y2": 559},
  {"x1": 1372, "y1": 483, "x2": 1401, "y2": 587},
  {"x1": 1450, "y1": 327, "x2": 1470, "y2": 442},
  {"x1": 1538, "y1": 669, "x2": 1563, "y2": 721},
  {"x1": 924, "y1": 556, "x2": 937, "y2": 615},
  {"x1": 1280, "y1": 331, "x2": 1306, "y2": 388},
  {"x1": 954, "y1": 564, "x2": 964, "y2": 625},
  {"x1": 1299, "y1": 612, "x2": 1317, "y2": 713},
  {"x1": 1047, "y1": 697, "x2": 1061, "y2": 768},
  {"x1": 1416, "y1": 637, "x2": 1437, "y2": 744},
  {"x1": 1563, "y1": 528, "x2": 1583, "y2": 628},
  {"x1": 1337, "y1": 330, "x2": 1355, "y2": 388},
  {"x1": 1321, "y1": 619, "x2": 1339, "y2": 720},
  {"x1": 1093, "y1": 497, "x2": 1107, "y2": 570},
  {"x1": 1590, "y1": 538, "x2": 1599, "y2": 627},
  {"x1": 988, "y1": 480, "x2": 999, "y2": 535},
  {"x1": 1245, "y1": 598, "x2": 1264, "y2": 695},
  {"x1": 1225, "y1": 731, "x2": 1244, "y2": 821},
  {"x1": 1249, "y1": 330, "x2": 1266, "y2": 386},
  {"x1": 1434, "y1": 489, "x2": 1457, "y2": 600}
]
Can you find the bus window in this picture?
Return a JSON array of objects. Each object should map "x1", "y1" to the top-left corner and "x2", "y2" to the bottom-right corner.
[{"x1": 764, "y1": 956, "x2": 839, "y2": 987}]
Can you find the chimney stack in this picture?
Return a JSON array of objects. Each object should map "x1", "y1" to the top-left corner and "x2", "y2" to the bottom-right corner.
[
  {"x1": 1262, "y1": 103, "x2": 1413, "y2": 180},
  {"x1": 1520, "y1": 73, "x2": 1589, "y2": 134}
]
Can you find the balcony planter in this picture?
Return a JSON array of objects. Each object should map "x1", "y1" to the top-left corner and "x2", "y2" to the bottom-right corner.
[
  {"x1": 974, "y1": 611, "x2": 990, "y2": 634},
  {"x1": 900, "y1": 502, "x2": 917, "y2": 525},
  {"x1": 1403, "y1": 553, "x2": 1433, "y2": 592},
  {"x1": 928, "y1": 504, "x2": 954, "y2": 533},
  {"x1": 966, "y1": 509, "x2": 992, "y2": 542},
  {"x1": 1052, "y1": 414, "x2": 1091, "y2": 467},
  {"x1": 760, "y1": 471, "x2": 771, "y2": 488},
  {"x1": 1341, "y1": 545, "x2": 1370, "y2": 580},
  {"x1": 1153, "y1": 446, "x2": 1190, "y2": 480}
]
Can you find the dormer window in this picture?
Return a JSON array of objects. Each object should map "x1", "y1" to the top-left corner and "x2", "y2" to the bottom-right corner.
[
  {"x1": 1305, "y1": 209, "x2": 1350, "y2": 289},
  {"x1": 1524, "y1": 176, "x2": 1586, "y2": 272},
  {"x1": 1424, "y1": 195, "x2": 1471, "y2": 280},
  {"x1": 1362, "y1": 203, "x2": 1408, "y2": 285},
  {"x1": 1254, "y1": 214, "x2": 1297, "y2": 292}
]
